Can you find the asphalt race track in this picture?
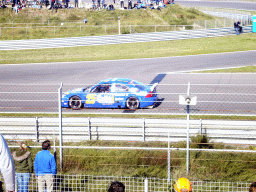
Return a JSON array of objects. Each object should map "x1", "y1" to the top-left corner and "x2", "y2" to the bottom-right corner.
[
  {"x1": 1, "y1": 51, "x2": 256, "y2": 115},
  {"x1": 1, "y1": 0, "x2": 256, "y2": 115}
]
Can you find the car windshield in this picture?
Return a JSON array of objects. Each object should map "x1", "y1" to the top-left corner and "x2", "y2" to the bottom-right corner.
[{"x1": 129, "y1": 80, "x2": 146, "y2": 90}]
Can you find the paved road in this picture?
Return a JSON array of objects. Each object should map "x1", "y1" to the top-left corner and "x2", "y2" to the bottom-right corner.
[{"x1": 1, "y1": 51, "x2": 256, "y2": 114}]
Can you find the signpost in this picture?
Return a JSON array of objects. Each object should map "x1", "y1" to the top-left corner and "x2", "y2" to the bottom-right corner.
[{"x1": 179, "y1": 83, "x2": 197, "y2": 176}]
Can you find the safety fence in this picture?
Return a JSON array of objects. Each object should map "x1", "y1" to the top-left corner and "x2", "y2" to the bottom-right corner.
[
  {"x1": 1, "y1": 117, "x2": 256, "y2": 144},
  {"x1": 0, "y1": 83, "x2": 256, "y2": 115},
  {"x1": 0, "y1": 174, "x2": 252, "y2": 192},
  {"x1": 0, "y1": 20, "x2": 252, "y2": 40}
]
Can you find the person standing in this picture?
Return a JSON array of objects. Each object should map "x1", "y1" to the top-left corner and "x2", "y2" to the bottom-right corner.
[
  {"x1": 34, "y1": 140, "x2": 57, "y2": 192},
  {"x1": 0, "y1": 135, "x2": 15, "y2": 192},
  {"x1": 175, "y1": 177, "x2": 192, "y2": 192},
  {"x1": 12, "y1": 142, "x2": 33, "y2": 192},
  {"x1": 108, "y1": 181, "x2": 125, "y2": 192},
  {"x1": 74, "y1": 0, "x2": 78, "y2": 7},
  {"x1": 120, "y1": 0, "x2": 124, "y2": 8}
]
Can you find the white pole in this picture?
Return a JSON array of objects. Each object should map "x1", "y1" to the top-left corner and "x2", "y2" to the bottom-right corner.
[
  {"x1": 118, "y1": 17, "x2": 120, "y2": 35},
  {"x1": 58, "y1": 82, "x2": 63, "y2": 171},
  {"x1": 186, "y1": 82, "x2": 190, "y2": 176},
  {"x1": 144, "y1": 178, "x2": 148, "y2": 192},
  {"x1": 168, "y1": 132, "x2": 170, "y2": 182}
]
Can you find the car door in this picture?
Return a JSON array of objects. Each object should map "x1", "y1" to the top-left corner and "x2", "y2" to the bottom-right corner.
[{"x1": 85, "y1": 84, "x2": 115, "y2": 108}]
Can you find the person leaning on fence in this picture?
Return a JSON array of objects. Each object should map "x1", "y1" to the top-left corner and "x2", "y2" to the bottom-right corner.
[
  {"x1": 175, "y1": 177, "x2": 192, "y2": 192},
  {"x1": 249, "y1": 181, "x2": 256, "y2": 192},
  {"x1": 34, "y1": 140, "x2": 57, "y2": 192},
  {"x1": 108, "y1": 181, "x2": 125, "y2": 192},
  {"x1": 12, "y1": 142, "x2": 33, "y2": 192},
  {"x1": 0, "y1": 134, "x2": 15, "y2": 192}
]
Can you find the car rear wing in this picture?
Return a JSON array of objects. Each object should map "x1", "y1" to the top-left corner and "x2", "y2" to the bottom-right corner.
[{"x1": 150, "y1": 83, "x2": 158, "y2": 92}]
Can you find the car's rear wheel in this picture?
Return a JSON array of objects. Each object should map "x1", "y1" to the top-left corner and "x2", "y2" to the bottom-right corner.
[
  {"x1": 69, "y1": 96, "x2": 83, "y2": 110},
  {"x1": 126, "y1": 97, "x2": 140, "y2": 110}
]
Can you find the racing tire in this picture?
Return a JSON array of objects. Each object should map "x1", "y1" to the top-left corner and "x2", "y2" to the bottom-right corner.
[
  {"x1": 69, "y1": 96, "x2": 83, "y2": 110},
  {"x1": 126, "y1": 97, "x2": 140, "y2": 110}
]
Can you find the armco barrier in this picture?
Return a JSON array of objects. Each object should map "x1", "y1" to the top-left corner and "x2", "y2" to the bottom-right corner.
[
  {"x1": 0, "y1": 26, "x2": 252, "y2": 50},
  {"x1": 1, "y1": 117, "x2": 256, "y2": 144}
]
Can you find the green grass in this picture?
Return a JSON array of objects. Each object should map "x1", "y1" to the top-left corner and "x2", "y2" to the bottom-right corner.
[
  {"x1": 200, "y1": 65, "x2": 256, "y2": 73},
  {"x1": 0, "y1": 5, "x2": 213, "y2": 40},
  {"x1": 0, "y1": 33, "x2": 256, "y2": 64}
]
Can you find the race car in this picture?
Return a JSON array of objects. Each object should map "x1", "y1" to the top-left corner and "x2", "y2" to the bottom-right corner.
[{"x1": 61, "y1": 78, "x2": 158, "y2": 110}]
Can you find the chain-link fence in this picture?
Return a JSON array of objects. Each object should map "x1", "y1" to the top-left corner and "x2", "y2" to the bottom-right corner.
[
  {"x1": 0, "y1": 174, "x2": 252, "y2": 191},
  {"x1": 1, "y1": 83, "x2": 256, "y2": 115}
]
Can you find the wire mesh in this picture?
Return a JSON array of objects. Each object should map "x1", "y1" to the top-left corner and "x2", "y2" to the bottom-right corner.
[{"x1": 0, "y1": 174, "x2": 252, "y2": 191}]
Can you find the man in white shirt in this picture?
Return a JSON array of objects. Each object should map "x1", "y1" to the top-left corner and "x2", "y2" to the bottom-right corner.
[{"x1": 0, "y1": 135, "x2": 15, "y2": 192}]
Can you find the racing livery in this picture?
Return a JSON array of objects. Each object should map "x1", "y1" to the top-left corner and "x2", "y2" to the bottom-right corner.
[{"x1": 61, "y1": 78, "x2": 158, "y2": 110}]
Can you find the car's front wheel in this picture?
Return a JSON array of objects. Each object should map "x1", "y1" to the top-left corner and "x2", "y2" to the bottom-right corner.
[
  {"x1": 69, "y1": 96, "x2": 83, "y2": 110},
  {"x1": 126, "y1": 97, "x2": 140, "y2": 110}
]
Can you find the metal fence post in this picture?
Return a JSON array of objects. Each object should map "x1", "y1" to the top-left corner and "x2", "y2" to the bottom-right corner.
[
  {"x1": 35, "y1": 117, "x2": 39, "y2": 142},
  {"x1": 168, "y1": 132, "x2": 171, "y2": 183},
  {"x1": 143, "y1": 118, "x2": 145, "y2": 142},
  {"x1": 58, "y1": 82, "x2": 63, "y2": 171},
  {"x1": 199, "y1": 119, "x2": 202, "y2": 135},
  {"x1": 144, "y1": 178, "x2": 148, "y2": 192},
  {"x1": 118, "y1": 17, "x2": 120, "y2": 35},
  {"x1": 88, "y1": 117, "x2": 91, "y2": 140}
]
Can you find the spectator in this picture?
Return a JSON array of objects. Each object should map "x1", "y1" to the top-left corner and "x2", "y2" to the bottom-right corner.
[
  {"x1": 108, "y1": 3, "x2": 114, "y2": 10},
  {"x1": 0, "y1": 135, "x2": 15, "y2": 192},
  {"x1": 78, "y1": 0, "x2": 82, "y2": 8},
  {"x1": 249, "y1": 181, "x2": 256, "y2": 192},
  {"x1": 108, "y1": 181, "x2": 125, "y2": 192},
  {"x1": 34, "y1": 140, "x2": 57, "y2": 192},
  {"x1": 74, "y1": 0, "x2": 78, "y2": 7},
  {"x1": 12, "y1": 142, "x2": 33, "y2": 192},
  {"x1": 175, "y1": 177, "x2": 192, "y2": 192},
  {"x1": 128, "y1": 0, "x2": 132, "y2": 9},
  {"x1": 234, "y1": 20, "x2": 242, "y2": 35},
  {"x1": 120, "y1": 0, "x2": 124, "y2": 8}
]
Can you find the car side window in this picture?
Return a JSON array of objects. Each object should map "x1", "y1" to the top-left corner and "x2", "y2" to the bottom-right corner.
[
  {"x1": 115, "y1": 84, "x2": 129, "y2": 92},
  {"x1": 91, "y1": 85, "x2": 110, "y2": 93}
]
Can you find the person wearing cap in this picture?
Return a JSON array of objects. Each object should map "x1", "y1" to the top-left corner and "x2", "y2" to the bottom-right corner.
[
  {"x1": 175, "y1": 177, "x2": 192, "y2": 192},
  {"x1": 12, "y1": 142, "x2": 33, "y2": 192},
  {"x1": 0, "y1": 135, "x2": 15, "y2": 192}
]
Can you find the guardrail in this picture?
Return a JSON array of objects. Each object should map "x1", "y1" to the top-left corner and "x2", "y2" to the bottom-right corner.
[
  {"x1": 1, "y1": 117, "x2": 256, "y2": 144},
  {"x1": 0, "y1": 26, "x2": 252, "y2": 50}
]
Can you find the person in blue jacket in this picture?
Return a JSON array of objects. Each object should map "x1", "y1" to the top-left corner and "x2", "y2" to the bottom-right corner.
[{"x1": 34, "y1": 140, "x2": 57, "y2": 192}]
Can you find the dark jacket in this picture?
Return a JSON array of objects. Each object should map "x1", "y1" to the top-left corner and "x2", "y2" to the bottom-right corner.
[{"x1": 12, "y1": 150, "x2": 33, "y2": 173}]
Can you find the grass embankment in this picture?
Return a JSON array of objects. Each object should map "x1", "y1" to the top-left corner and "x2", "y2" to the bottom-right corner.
[
  {"x1": 8, "y1": 137, "x2": 256, "y2": 182},
  {"x1": 0, "y1": 4, "x2": 213, "y2": 40},
  {"x1": 0, "y1": 33, "x2": 256, "y2": 64}
]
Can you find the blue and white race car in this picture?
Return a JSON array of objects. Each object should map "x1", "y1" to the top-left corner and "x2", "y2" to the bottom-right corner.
[{"x1": 61, "y1": 78, "x2": 158, "y2": 110}]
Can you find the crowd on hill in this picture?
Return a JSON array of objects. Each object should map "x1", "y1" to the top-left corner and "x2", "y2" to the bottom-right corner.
[{"x1": 0, "y1": 0, "x2": 175, "y2": 12}]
